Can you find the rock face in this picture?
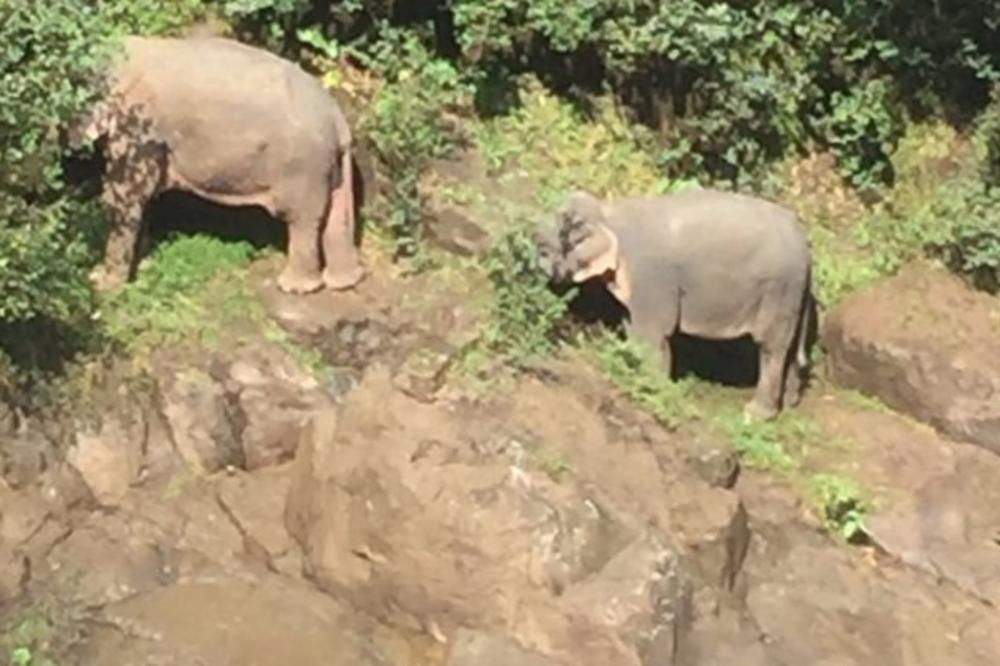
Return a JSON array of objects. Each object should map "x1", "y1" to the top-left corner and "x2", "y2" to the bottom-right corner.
[
  {"x1": 61, "y1": 342, "x2": 333, "y2": 507},
  {"x1": 78, "y1": 578, "x2": 427, "y2": 666},
  {"x1": 285, "y1": 367, "x2": 694, "y2": 666},
  {"x1": 824, "y1": 263, "x2": 1000, "y2": 454}
]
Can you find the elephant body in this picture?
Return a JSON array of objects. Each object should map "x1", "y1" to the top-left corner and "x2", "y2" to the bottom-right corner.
[
  {"x1": 538, "y1": 188, "x2": 813, "y2": 420},
  {"x1": 76, "y1": 35, "x2": 363, "y2": 293}
]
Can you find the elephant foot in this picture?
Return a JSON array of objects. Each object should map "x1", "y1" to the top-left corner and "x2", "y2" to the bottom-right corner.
[
  {"x1": 277, "y1": 266, "x2": 324, "y2": 294},
  {"x1": 89, "y1": 265, "x2": 127, "y2": 293},
  {"x1": 322, "y1": 264, "x2": 365, "y2": 291},
  {"x1": 743, "y1": 399, "x2": 779, "y2": 424}
]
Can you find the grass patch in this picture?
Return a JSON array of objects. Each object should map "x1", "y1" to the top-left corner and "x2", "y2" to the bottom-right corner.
[
  {"x1": 808, "y1": 472, "x2": 872, "y2": 544},
  {"x1": 587, "y1": 333, "x2": 699, "y2": 429},
  {"x1": 713, "y1": 405, "x2": 872, "y2": 542},
  {"x1": 99, "y1": 234, "x2": 260, "y2": 351},
  {"x1": 839, "y1": 388, "x2": 892, "y2": 413}
]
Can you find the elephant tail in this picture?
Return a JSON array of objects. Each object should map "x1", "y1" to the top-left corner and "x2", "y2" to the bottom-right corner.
[{"x1": 795, "y1": 267, "x2": 812, "y2": 368}]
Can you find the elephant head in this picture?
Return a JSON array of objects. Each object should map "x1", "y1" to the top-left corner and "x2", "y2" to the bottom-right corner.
[{"x1": 536, "y1": 190, "x2": 631, "y2": 304}]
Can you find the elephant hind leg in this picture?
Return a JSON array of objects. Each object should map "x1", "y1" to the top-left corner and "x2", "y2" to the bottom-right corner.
[
  {"x1": 93, "y1": 135, "x2": 167, "y2": 291},
  {"x1": 322, "y1": 148, "x2": 364, "y2": 291},
  {"x1": 276, "y1": 183, "x2": 326, "y2": 295},
  {"x1": 745, "y1": 292, "x2": 801, "y2": 421}
]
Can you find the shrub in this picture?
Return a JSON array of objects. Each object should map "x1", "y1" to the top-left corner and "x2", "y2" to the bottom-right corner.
[
  {"x1": 350, "y1": 24, "x2": 472, "y2": 257},
  {"x1": 0, "y1": 2, "x2": 116, "y2": 375},
  {"x1": 479, "y1": 225, "x2": 572, "y2": 366},
  {"x1": 474, "y1": 79, "x2": 679, "y2": 206},
  {"x1": 809, "y1": 473, "x2": 871, "y2": 544}
]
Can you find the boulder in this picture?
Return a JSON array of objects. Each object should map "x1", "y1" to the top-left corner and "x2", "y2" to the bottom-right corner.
[
  {"x1": 285, "y1": 367, "x2": 694, "y2": 666},
  {"x1": 69, "y1": 402, "x2": 148, "y2": 507},
  {"x1": 155, "y1": 343, "x2": 333, "y2": 474},
  {"x1": 824, "y1": 263, "x2": 1000, "y2": 454},
  {"x1": 224, "y1": 346, "x2": 331, "y2": 470},
  {"x1": 425, "y1": 206, "x2": 492, "y2": 257}
]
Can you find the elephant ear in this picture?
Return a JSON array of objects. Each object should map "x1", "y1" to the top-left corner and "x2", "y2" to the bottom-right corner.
[
  {"x1": 558, "y1": 191, "x2": 632, "y2": 305},
  {"x1": 570, "y1": 223, "x2": 618, "y2": 282},
  {"x1": 570, "y1": 224, "x2": 632, "y2": 306}
]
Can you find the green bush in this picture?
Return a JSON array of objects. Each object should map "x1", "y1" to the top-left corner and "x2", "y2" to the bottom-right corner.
[
  {"x1": 0, "y1": 0, "x2": 212, "y2": 383},
  {"x1": 446, "y1": 0, "x2": 996, "y2": 186},
  {"x1": 0, "y1": 2, "x2": 115, "y2": 374},
  {"x1": 350, "y1": 24, "x2": 472, "y2": 257},
  {"x1": 480, "y1": 225, "x2": 572, "y2": 366}
]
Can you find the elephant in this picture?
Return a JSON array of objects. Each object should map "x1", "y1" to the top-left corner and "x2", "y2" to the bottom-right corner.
[
  {"x1": 70, "y1": 35, "x2": 363, "y2": 294},
  {"x1": 536, "y1": 188, "x2": 814, "y2": 421}
]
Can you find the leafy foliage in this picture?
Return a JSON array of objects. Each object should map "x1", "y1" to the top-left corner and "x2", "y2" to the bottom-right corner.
[
  {"x1": 480, "y1": 225, "x2": 572, "y2": 366},
  {"x1": 809, "y1": 473, "x2": 871, "y2": 544},
  {"x1": 475, "y1": 79, "x2": 681, "y2": 206},
  {"x1": 348, "y1": 25, "x2": 472, "y2": 257}
]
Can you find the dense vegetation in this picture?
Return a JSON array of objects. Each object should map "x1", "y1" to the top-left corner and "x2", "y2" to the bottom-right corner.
[{"x1": 2, "y1": 0, "x2": 999, "y2": 398}]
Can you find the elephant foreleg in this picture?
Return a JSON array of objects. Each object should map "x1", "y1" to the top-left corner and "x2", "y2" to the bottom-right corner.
[
  {"x1": 92, "y1": 136, "x2": 165, "y2": 291},
  {"x1": 277, "y1": 195, "x2": 325, "y2": 295},
  {"x1": 625, "y1": 315, "x2": 675, "y2": 378},
  {"x1": 322, "y1": 148, "x2": 364, "y2": 290}
]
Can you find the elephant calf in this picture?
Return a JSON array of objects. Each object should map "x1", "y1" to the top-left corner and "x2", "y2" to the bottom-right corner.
[
  {"x1": 536, "y1": 188, "x2": 814, "y2": 421},
  {"x1": 72, "y1": 35, "x2": 363, "y2": 294}
]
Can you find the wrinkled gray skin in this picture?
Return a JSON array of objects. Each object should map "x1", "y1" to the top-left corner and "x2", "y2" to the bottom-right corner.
[
  {"x1": 72, "y1": 35, "x2": 363, "y2": 294},
  {"x1": 537, "y1": 188, "x2": 813, "y2": 421}
]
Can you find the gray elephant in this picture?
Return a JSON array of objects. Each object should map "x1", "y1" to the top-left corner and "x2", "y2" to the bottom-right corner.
[
  {"x1": 71, "y1": 35, "x2": 363, "y2": 294},
  {"x1": 536, "y1": 188, "x2": 813, "y2": 421}
]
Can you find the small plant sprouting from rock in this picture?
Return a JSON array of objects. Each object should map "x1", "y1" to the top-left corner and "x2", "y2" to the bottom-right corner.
[
  {"x1": 478, "y1": 225, "x2": 573, "y2": 368},
  {"x1": 809, "y1": 473, "x2": 871, "y2": 544},
  {"x1": 590, "y1": 333, "x2": 699, "y2": 430},
  {"x1": 1, "y1": 604, "x2": 72, "y2": 666}
]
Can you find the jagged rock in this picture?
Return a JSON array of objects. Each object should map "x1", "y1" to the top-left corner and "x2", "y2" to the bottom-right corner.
[
  {"x1": 745, "y1": 528, "x2": 1000, "y2": 666},
  {"x1": 1, "y1": 428, "x2": 55, "y2": 489},
  {"x1": 224, "y1": 348, "x2": 331, "y2": 470},
  {"x1": 159, "y1": 367, "x2": 243, "y2": 473},
  {"x1": 69, "y1": 405, "x2": 147, "y2": 507},
  {"x1": 216, "y1": 465, "x2": 302, "y2": 576},
  {"x1": 824, "y1": 262, "x2": 1000, "y2": 454},
  {"x1": 425, "y1": 206, "x2": 492, "y2": 257},
  {"x1": 285, "y1": 367, "x2": 693, "y2": 666}
]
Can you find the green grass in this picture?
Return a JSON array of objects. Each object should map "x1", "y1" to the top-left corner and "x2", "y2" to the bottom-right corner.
[
  {"x1": 99, "y1": 234, "x2": 260, "y2": 351},
  {"x1": 712, "y1": 405, "x2": 873, "y2": 542},
  {"x1": 587, "y1": 333, "x2": 700, "y2": 429}
]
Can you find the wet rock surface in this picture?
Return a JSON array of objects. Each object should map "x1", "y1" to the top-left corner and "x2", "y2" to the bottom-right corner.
[{"x1": 824, "y1": 262, "x2": 1000, "y2": 454}]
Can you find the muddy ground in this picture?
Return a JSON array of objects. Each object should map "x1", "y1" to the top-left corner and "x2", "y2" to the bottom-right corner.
[{"x1": 2, "y1": 149, "x2": 1000, "y2": 665}]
